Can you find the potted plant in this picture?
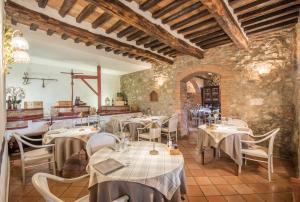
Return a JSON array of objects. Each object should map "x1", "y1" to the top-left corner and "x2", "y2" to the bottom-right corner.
[{"x1": 6, "y1": 87, "x2": 25, "y2": 110}]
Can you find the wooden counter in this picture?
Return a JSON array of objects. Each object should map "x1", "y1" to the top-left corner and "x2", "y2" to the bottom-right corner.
[{"x1": 6, "y1": 108, "x2": 44, "y2": 130}]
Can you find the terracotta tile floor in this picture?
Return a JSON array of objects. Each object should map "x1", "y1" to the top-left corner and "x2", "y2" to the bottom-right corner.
[{"x1": 8, "y1": 132, "x2": 300, "y2": 202}]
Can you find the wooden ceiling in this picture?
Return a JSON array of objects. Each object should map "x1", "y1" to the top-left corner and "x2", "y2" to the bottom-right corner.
[{"x1": 5, "y1": 0, "x2": 300, "y2": 64}]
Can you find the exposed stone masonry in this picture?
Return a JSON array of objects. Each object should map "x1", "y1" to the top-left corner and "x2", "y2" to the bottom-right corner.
[{"x1": 121, "y1": 28, "x2": 297, "y2": 160}]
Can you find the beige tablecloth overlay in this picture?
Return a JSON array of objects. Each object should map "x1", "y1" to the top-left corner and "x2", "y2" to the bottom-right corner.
[
  {"x1": 198, "y1": 124, "x2": 253, "y2": 166},
  {"x1": 118, "y1": 116, "x2": 168, "y2": 140},
  {"x1": 88, "y1": 141, "x2": 186, "y2": 201},
  {"x1": 43, "y1": 126, "x2": 98, "y2": 171}
]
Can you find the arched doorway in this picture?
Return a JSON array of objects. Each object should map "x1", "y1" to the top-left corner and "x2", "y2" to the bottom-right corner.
[{"x1": 174, "y1": 65, "x2": 234, "y2": 136}]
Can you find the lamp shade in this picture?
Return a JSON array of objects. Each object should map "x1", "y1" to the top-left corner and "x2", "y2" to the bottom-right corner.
[
  {"x1": 11, "y1": 36, "x2": 29, "y2": 50},
  {"x1": 13, "y1": 50, "x2": 30, "y2": 63}
]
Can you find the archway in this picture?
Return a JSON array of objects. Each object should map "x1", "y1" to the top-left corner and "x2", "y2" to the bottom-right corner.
[{"x1": 174, "y1": 65, "x2": 234, "y2": 136}]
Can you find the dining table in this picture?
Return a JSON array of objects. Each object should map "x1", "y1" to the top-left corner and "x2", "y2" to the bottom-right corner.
[
  {"x1": 197, "y1": 123, "x2": 253, "y2": 174},
  {"x1": 118, "y1": 115, "x2": 168, "y2": 140},
  {"x1": 87, "y1": 141, "x2": 186, "y2": 202},
  {"x1": 43, "y1": 126, "x2": 99, "y2": 171}
]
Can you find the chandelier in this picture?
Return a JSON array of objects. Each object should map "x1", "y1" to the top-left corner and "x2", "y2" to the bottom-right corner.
[{"x1": 11, "y1": 30, "x2": 30, "y2": 63}]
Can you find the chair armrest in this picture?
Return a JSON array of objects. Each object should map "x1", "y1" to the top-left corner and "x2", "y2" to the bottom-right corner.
[
  {"x1": 21, "y1": 135, "x2": 43, "y2": 142},
  {"x1": 21, "y1": 139, "x2": 55, "y2": 149},
  {"x1": 250, "y1": 129, "x2": 276, "y2": 138}
]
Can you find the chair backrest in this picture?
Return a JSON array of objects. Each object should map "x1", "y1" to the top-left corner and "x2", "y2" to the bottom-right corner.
[
  {"x1": 268, "y1": 128, "x2": 280, "y2": 155},
  {"x1": 168, "y1": 114, "x2": 178, "y2": 132},
  {"x1": 12, "y1": 133, "x2": 25, "y2": 160},
  {"x1": 86, "y1": 133, "x2": 120, "y2": 157},
  {"x1": 32, "y1": 173, "x2": 63, "y2": 202},
  {"x1": 111, "y1": 118, "x2": 121, "y2": 134},
  {"x1": 49, "y1": 120, "x2": 74, "y2": 130}
]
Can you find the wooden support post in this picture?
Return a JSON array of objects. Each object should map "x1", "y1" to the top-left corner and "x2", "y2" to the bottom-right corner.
[{"x1": 97, "y1": 65, "x2": 102, "y2": 113}]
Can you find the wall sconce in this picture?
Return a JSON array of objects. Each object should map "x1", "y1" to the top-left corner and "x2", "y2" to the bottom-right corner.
[{"x1": 11, "y1": 30, "x2": 30, "y2": 63}]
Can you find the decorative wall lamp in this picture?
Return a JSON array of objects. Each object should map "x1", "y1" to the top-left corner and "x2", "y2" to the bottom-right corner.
[{"x1": 11, "y1": 30, "x2": 30, "y2": 63}]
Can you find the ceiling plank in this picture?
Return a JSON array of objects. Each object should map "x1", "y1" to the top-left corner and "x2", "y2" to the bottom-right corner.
[
  {"x1": 76, "y1": 4, "x2": 96, "y2": 23},
  {"x1": 241, "y1": 5, "x2": 300, "y2": 27},
  {"x1": 59, "y1": 0, "x2": 77, "y2": 17},
  {"x1": 85, "y1": 0, "x2": 204, "y2": 59},
  {"x1": 92, "y1": 12, "x2": 112, "y2": 29},
  {"x1": 105, "y1": 20, "x2": 123, "y2": 34},
  {"x1": 117, "y1": 26, "x2": 136, "y2": 38},
  {"x1": 37, "y1": 0, "x2": 49, "y2": 8},
  {"x1": 200, "y1": 0, "x2": 249, "y2": 49},
  {"x1": 152, "y1": 0, "x2": 189, "y2": 19},
  {"x1": 5, "y1": 1, "x2": 173, "y2": 64},
  {"x1": 170, "y1": 10, "x2": 210, "y2": 30},
  {"x1": 162, "y1": 1, "x2": 203, "y2": 24},
  {"x1": 140, "y1": 0, "x2": 161, "y2": 11}
]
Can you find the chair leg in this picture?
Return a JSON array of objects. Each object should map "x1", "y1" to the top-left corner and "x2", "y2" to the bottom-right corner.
[
  {"x1": 271, "y1": 156, "x2": 274, "y2": 173},
  {"x1": 175, "y1": 130, "x2": 178, "y2": 142},
  {"x1": 268, "y1": 158, "x2": 271, "y2": 182},
  {"x1": 21, "y1": 163, "x2": 25, "y2": 184},
  {"x1": 168, "y1": 133, "x2": 171, "y2": 142}
]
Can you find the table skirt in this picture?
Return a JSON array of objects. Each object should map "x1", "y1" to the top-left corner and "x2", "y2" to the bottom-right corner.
[
  {"x1": 54, "y1": 137, "x2": 85, "y2": 171},
  {"x1": 89, "y1": 169, "x2": 187, "y2": 202}
]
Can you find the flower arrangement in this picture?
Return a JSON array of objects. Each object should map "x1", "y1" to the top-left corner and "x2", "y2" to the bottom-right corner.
[{"x1": 6, "y1": 87, "x2": 25, "y2": 109}]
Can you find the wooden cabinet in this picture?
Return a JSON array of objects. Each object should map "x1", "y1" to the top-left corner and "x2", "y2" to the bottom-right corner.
[{"x1": 202, "y1": 86, "x2": 220, "y2": 108}]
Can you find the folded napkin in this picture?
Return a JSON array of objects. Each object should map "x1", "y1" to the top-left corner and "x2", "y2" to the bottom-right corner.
[{"x1": 93, "y1": 158, "x2": 125, "y2": 175}]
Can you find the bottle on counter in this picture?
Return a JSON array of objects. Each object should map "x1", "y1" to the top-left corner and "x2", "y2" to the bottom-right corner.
[
  {"x1": 7, "y1": 96, "x2": 12, "y2": 110},
  {"x1": 111, "y1": 98, "x2": 114, "y2": 106}
]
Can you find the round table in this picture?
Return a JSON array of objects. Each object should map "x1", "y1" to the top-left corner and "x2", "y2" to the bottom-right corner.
[{"x1": 88, "y1": 141, "x2": 186, "y2": 201}]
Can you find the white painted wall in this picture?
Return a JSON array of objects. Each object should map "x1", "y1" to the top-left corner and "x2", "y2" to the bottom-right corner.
[{"x1": 7, "y1": 63, "x2": 120, "y2": 115}]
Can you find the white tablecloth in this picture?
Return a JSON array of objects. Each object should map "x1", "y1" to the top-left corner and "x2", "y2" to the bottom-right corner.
[
  {"x1": 43, "y1": 126, "x2": 98, "y2": 144},
  {"x1": 88, "y1": 141, "x2": 185, "y2": 200},
  {"x1": 198, "y1": 124, "x2": 253, "y2": 167}
]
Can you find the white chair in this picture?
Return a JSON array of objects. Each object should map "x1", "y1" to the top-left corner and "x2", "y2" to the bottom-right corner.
[
  {"x1": 32, "y1": 173, "x2": 129, "y2": 202},
  {"x1": 137, "y1": 123, "x2": 161, "y2": 142},
  {"x1": 86, "y1": 133, "x2": 120, "y2": 157},
  {"x1": 161, "y1": 114, "x2": 178, "y2": 142},
  {"x1": 49, "y1": 120, "x2": 74, "y2": 130},
  {"x1": 13, "y1": 133, "x2": 56, "y2": 184},
  {"x1": 241, "y1": 128, "x2": 280, "y2": 182}
]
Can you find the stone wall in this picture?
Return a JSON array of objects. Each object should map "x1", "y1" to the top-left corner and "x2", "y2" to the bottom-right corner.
[{"x1": 121, "y1": 28, "x2": 297, "y2": 159}]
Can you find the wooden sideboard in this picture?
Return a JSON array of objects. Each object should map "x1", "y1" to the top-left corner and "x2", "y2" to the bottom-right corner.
[{"x1": 6, "y1": 108, "x2": 44, "y2": 130}]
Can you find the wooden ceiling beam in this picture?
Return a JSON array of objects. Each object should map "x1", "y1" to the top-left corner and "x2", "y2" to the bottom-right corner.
[
  {"x1": 162, "y1": 1, "x2": 203, "y2": 24},
  {"x1": 177, "y1": 18, "x2": 216, "y2": 34},
  {"x1": 47, "y1": 29, "x2": 55, "y2": 36},
  {"x1": 152, "y1": 0, "x2": 189, "y2": 19},
  {"x1": 170, "y1": 10, "x2": 210, "y2": 30},
  {"x1": 191, "y1": 30, "x2": 225, "y2": 43},
  {"x1": 59, "y1": 0, "x2": 77, "y2": 17},
  {"x1": 5, "y1": 1, "x2": 173, "y2": 64},
  {"x1": 201, "y1": 39, "x2": 231, "y2": 49},
  {"x1": 140, "y1": 0, "x2": 161, "y2": 11},
  {"x1": 76, "y1": 4, "x2": 96, "y2": 23},
  {"x1": 85, "y1": 0, "x2": 204, "y2": 58},
  {"x1": 117, "y1": 26, "x2": 136, "y2": 38},
  {"x1": 37, "y1": 0, "x2": 48, "y2": 8},
  {"x1": 247, "y1": 18, "x2": 298, "y2": 35},
  {"x1": 184, "y1": 26, "x2": 221, "y2": 39},
  {"x1": 200, "y1": 0, "x2": 249, "y2": 49},
  {"x1": 92, "y1": 12, "x2": 112, "y2": 29},
  {"x1": 30, "y1": 23, "x2": 38, "y2": 31},
  {"x1": 241, "y1": 5, "x2": 300, "y2": 27},
  {"x1": 238, "y1": 0, "x2": 300, "y2": 21},
  {"x1": 197, "y1": 35, "x2": 230, "y2": 47},
  {"x1": 136, "y1": 36, "x2": 152, "y2": 45},
  {"x1": 158, "y1": 46, "x2": 171, "y2": 53},
  {"x1": 105, "y1": 20, "x2": 123, "y2": 34},
  {"x1": 244, "y1": 12, "x2": 299, "y2": 32},
  {"x1": 144, "y1": 40, "x2": 160, "y2": 48},
  {"x1": 127, "y1": 30, "x2": 145, "y2": 41},
  {"x1": 234, "y1": 0, "x2": 272, "y2": 14}
]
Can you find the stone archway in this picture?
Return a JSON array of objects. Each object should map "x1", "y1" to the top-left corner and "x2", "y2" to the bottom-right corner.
[{"x1": 174, "y1": 64, "x2": 234, "y2": 136}]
